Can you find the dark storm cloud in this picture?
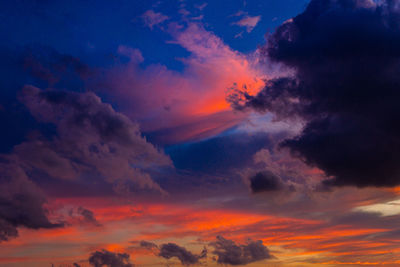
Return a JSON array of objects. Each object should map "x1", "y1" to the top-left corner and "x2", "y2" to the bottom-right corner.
[
  {"x1": 210, "y1": 236, "x2": 272, "y2": 265},
  {"x1": 158, "y1": 243, "x2": 207, "y2": 266},
  {"x1": 230, "y1": 0, "x2": 400, "y2": 187},
  {"x1": 249, "y1": 171, "x2": 284, "y2": 193},
  {"x1": 0, "y1": 160, "x2": 61, "y2": 241},
  {"x1": 88, "y1": 249, "x2": 133, "y2": 267}
]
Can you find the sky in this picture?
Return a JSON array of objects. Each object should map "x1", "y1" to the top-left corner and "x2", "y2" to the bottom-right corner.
[{"x1": 1, "y1": 0, "x2": 400, "y2": 266}]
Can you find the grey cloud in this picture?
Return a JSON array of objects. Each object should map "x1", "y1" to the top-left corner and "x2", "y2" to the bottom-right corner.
[
  {"x1": 139, "y1": 240, "x2": 158, "y2": 250},
  {"x1": 17, "y1": 85, "x2": 172, "y2": 194},
  {"x1": 139, "y1": 240, "x2": 206, "y2": 266},
  {"x1": 158, "y1": 243, "x2": 207, "y2": 266},
  {"x1": 210, "y1": 236, "x2": 272, "y2": 265},
  {"x1": 89, "y1": 249, "x2": 133, "y2": 267},
  {"x1": 0, "y1": 159, "x2": 61, "y2": 241}
]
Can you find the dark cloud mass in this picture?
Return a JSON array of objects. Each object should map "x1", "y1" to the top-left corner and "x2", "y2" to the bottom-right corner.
[
  {"x1": 230, "y1": 0, "x2": 400, "y2": 187},
  {"x1": 88, "y1": 249, "x2": 133, "y2": 267},
  {"x1": 158, "y1": 243, "x2": 207, "y2": 265},
  {"x1": 0, "y1": 160, "x2": 61, "y2": 241},
  {"x1": 249, "y1": 171, "x2": 284, "y2": 193},
  {"x1": 210, "y1": 236, "x2": 272, "y2": 265}
]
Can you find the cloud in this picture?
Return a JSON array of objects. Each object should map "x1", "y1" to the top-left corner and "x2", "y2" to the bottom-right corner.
[
  {"x1": 141, "y1": 10, "x2": 169, "y2": 29},
  {"x1": 233, "y1": 15, "x2": 261, "y2": 32},
  {"x1": 76, "y1": 206, "x2": 102, "y2": 226},
  {"x1": 158, "y1": 243, "x2": 207, "y2": 265},
  {"x1": 139, "y1": 240, "x2": 206, "y2": 265},
  {"x1": 88, "y1": 249, "x2": 133, "y2": 267},
  {"x1": 139, "y1": 240, "x2": 158, "y2": 250},
  {"x1": 16, "y1": 86, "x2": 171, "y2": 194},
  {"x1": 0, "y1": 45, "x2": 92, "y2": 153},
  {"x1": 247, "y1": 148, "x2": 325, "y2": 190},
  {"x1": 249, "y1": 171, "x2": 284, "y2": 193},
  {"x1": 353, "y1": 198, "x2": 400, "y2": 217},
  {"x1": 229, "y1": 0, "x2": 400, "y2": 187},
  {"x1": 102, "y1": 23, "x2": 265, "y2": 144},
  {"x1": 0, "y1": 160, "x2": 61, "y2": 242},
  {"x1": 210, "y1": 236, "x2": 272, "y2": 265}
]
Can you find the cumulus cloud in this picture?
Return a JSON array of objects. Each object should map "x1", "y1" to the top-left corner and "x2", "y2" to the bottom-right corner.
[
  {"x1": 233, "y1": 15, "x2": 261, "y2": 32},
  {"x1": 17, "y1": 86, "x2": 171, "y2": 194},
  {"x1": 230, "y1": 0, "x2": 400, "y2": 187},
  {"x1": 88, "y1": 249, "x2": 133, "y2": 267},
  {"x1": 210, "y1": 236, "x2": 272, "y2": 265},
  {"x1": 141, "y1": 10, "x2": 169, "y2": 29}
]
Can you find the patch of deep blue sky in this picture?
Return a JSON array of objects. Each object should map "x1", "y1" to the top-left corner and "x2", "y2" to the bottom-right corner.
[{"x1": 1, "y1": 0, "x2": 309, "y2": 71}]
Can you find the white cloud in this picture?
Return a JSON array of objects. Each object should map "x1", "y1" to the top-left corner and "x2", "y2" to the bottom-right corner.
[{"x1": 354, "y1": 198, "x2": 400, "y2": 216}]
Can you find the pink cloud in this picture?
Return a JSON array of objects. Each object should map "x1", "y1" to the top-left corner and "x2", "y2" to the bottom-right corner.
[
  {"x1": 234, "y1": 15, "x2": 261, "y2": 32},
  {"x1": 141, "y1": 10, "x2": 169, "y2": 30},
  {"x1": 103, "y1": 23, "x2": 266, "y2": 144}
]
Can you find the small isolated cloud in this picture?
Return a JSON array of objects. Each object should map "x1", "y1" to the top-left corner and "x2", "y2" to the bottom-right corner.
[
  {"x1": 117, "y1": 46, "x2": 144, "y2": 63},
  {"x1": 140, "y1": 240, "x2": 158, "y2": 250},
  {"x1": 354, "y1": 198, "x2": 400, "y2": 217},
  {"x1": 140, "y1": 241, "x2": 206, "y2": 265},
  {"x1": 234, "y1": 31, "x2": 244, "y2": 39},
  {"x1": 233, "y1": 15, "x2": 261, "y2": 32},
  {"x1": 210, "y1": 236, "x2": 272, "y2": 265},
  {"x1": 76, "y1": 207, "x2": 102, "y2": 227},
  {"x1": 141, "y1": 10, "x2": 169, "y2": 29},
  {"x1": 159, "y1": 243, "x2": 207, "y2": 265},
  {"x1": 88, "y1": 249, "x2": 133, "y2": 267}
]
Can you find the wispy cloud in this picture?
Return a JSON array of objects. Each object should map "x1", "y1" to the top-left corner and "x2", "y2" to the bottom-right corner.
[
  {"x1": 233, "y1": 15, "x2": 261, "y2": 32},
  {"x1": 141, "y1": 10, "x2": 169, "y2": 29}
]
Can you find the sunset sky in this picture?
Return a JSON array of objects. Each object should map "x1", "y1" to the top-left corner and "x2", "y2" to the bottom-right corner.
[{"x1": 2, "y1": 0, "x2": 400, "y2": 266}]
